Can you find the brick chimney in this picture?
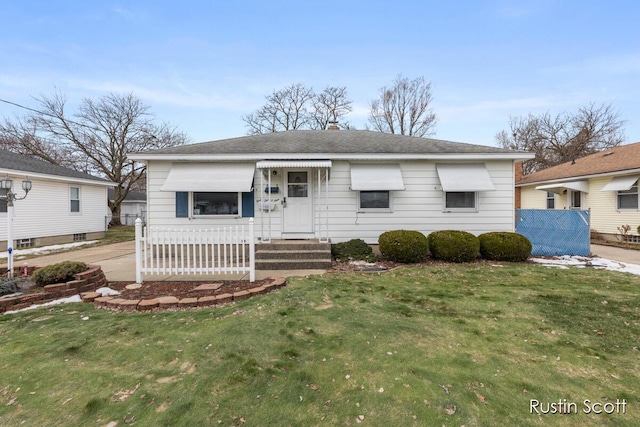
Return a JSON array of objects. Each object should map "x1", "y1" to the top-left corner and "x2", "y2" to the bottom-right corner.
[
  {"x1": 514, "y1": 161, "x2": 523, "y2": 209},
  {"x1": 327, "y1": 120, "x2": 339, "y2": 130}
]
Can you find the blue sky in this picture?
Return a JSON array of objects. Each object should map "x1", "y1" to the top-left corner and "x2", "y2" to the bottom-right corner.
[{"x1": 1, "y1": 1, "x2": 639, "y2": 146}]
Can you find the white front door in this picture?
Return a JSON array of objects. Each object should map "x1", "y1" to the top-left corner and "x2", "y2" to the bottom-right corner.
[{"x1": 283, "y1": 170, "x2": 313, "y2": 233}]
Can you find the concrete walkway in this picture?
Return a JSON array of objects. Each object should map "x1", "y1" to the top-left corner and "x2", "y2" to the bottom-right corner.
[{"x1": 2, "y1": 240, "x2": 327, "y2": 282}]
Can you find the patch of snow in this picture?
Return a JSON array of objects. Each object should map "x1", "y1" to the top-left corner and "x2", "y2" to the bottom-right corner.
[
  {"x1": 0, "y1": 240, "x2": 98, "y2": 260},
  {"x1": 349, "y1": 260, "x2": 378, "y2": 267},
  {"x1": 530, "y1": 256, "x2": 640, "y2": 276},
  {"x1": 96, "y1": 287, "x2": 121, "y2": 296},
  {"x1": 3, "y1": 295, "x2": 82, "y2": 315}
]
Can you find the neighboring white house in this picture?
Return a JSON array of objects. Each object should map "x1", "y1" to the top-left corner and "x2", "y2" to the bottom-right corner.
[
  {"x1": 108, "y1": 188, "x2": 147, "y2": 225},
  {"x1": 517, "y1": 142, "x2": 640, "y2": 242},
  {"x1": 0, "y1": 149, "x2": 115, "y2": 250},
  {"x1": 128, "y1": 130, "x2": 533, "y2": 244}
]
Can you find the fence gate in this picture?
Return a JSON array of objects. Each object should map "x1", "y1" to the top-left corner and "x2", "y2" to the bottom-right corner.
[{"x1": 516, "y1": 209, "x2": 590, "y2": 256}]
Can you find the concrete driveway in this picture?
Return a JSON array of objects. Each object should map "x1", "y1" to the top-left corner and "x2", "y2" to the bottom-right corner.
[{"x1": 590, "y1": 244, "x2": 639, "y2": 265}]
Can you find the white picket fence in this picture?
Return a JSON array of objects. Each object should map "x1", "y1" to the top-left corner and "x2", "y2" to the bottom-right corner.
[{"x1": 134, "y1": 218, "x2": 255, "y2": 283}]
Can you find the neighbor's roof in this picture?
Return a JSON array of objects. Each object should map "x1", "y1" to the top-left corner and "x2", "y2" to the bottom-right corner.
[
  {"x1": 108, "y1": 188, "x2": 146, "y2": 202},
  {"x1": 517, "y1": 142, "x2": 640, "y2": 185},
  {"x1": 128, "y1": 130, "x2": 533, "y2": 160},
  {"x1": 0, "y1": 148, "x2": 113, "y2": 184}
]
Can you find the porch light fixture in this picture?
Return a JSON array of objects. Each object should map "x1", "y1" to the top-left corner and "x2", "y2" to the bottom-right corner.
[{"x1": 2, "y1": 176, "x2": 33, "y2": 278}]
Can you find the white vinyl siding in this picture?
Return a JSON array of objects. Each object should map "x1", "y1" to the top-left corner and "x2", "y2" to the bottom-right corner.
[
  {"x1": 146, "y1": 159, "x2": 518, "y2": 243},
  {"x1": 0, "y1": 178, "x2": 108, "y2": 243}
]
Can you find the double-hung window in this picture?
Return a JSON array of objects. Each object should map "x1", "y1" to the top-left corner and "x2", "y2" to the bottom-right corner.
[
  {"x1": 70, "y1": 186, "x2": 81, "y2": 213},
  {"x1": 569, "y1": 191, "x2": 582, "y2": 209},
  {"x1": 617, "y1": 180, "x2": 639, "y2": 209},
  {"x1": 546, "y1": 192, "x2": 555, "y2": 209}
]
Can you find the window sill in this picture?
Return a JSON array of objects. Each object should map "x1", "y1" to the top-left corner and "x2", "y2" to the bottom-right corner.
[{"x1": 357, "y1": 209, "x2": 393, "y2": 214}]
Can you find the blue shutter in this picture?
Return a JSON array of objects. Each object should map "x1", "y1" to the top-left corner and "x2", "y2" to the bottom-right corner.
[
  {"x1": 176, "y1": 192, "x2": 189, "y2": 218},
  {"x1": 242, "y1": 190, "x2": 254, "y2": 217}
]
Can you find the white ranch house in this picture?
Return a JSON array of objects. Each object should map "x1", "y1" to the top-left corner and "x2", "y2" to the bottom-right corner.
[
  {"x1": 129, "y1": 130, "x2": 533, "y2": 246},
  {"x1": 0, "y1": 149, "x2": 114, "y2": 251}
]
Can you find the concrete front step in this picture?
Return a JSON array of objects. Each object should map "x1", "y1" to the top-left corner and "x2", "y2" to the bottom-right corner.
[
  {"x1": 255, "y1": 249, "x2": 332, "y2": 260},
  {"x1": 256, "y1": 242, "x2": 331, "y2": 252},
  {"x1": 255, "y1": 240, "x2": 332, "y2": 270},
  {"x1": 255, "y1": 259, "x2": 333, "y2": 270}
]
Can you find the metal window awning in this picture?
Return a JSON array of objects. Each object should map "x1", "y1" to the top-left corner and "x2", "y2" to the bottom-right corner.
[
  {"x1": 601, "y1": 175, "x2": 639, "y2": 192},
  {"x1": 535, "y1": 181, "x2": 589, "y2": 194},
  {"x1": 256, "y1": 160, "x2": 332, "y2": 169},
  {"x1": 436, "y1": 164, "x2": 495, "y2": 192},
  {"x1": 349, "y1": 163, "x2": 405, "y2": 191},
  {"x1": 160, "y1": 162, "x2": 255, "y2": 192}
]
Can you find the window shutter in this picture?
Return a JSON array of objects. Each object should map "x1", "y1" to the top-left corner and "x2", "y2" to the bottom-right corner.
[
  {"x1": 176, "y1": 192, "x2": 189, "y2": 217},
  {"x1": 241, "y1": 191, "x2": 254, "y2": 217}
]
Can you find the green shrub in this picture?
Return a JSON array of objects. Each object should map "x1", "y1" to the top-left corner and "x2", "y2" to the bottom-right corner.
[
  {"x1": 428, "y1": 230, "x2": 479, "y2": 263},
  {"x1": 479, "y1": 232, "x2": 532, "y2": 262},
  {"x1": 0, "y1": 277, "x2": 19, "y2": 297},
  {"x1": 331, "y1": 239, "x2": 376, "y2": 261},
  {"x1": 31, "y1": 261, "x2": 87, "y2": 287},
  {"x1": 378, "y1": 230, "x2": 429, "y2": 263}
]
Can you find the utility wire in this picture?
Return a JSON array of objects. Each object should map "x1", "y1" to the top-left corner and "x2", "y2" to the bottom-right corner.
[{"x1": 0, "y1": 97, "x2": 103, "y2": 133}]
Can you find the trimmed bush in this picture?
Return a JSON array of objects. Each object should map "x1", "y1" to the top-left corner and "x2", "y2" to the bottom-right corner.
[
  {"x1": 331, "y1": 239, "x2": 376, "y2": 261},
  {"x1": 31, "y1": 261, "x2": 87, "y2": 287},
  {"x1": 479, "y1": 232, "x2": 532, "y2": 262},
  {"x1": 428, "y1": 230, "x2": 480, "y2": 263},
  {"x1": 0, "y1": 277, "x2": 19, "y2": 297},
  {"x1": 378, "y1": 230, "x2": 429, "y2": 263}
]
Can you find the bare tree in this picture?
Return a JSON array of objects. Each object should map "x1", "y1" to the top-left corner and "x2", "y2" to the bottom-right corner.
[
  {"x1": 0, "y1": 91, "x2": 188, "y2": 224},
  {"x1": 310, "y1": 86, "x2": 353, "y2": 130},
  {"x1": 243, "y1": 83, "x2": 353, "y2": 134},
  {"x1": 367, "y1": 75, "x2": 437, "y2": 137},
  {"x1": 496, "y1": 102, "x2": 626, "y2": 175}
]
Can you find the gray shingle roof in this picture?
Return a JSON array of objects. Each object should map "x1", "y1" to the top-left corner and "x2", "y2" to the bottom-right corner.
[
  {"x1": 132, "y1": 130, "x2": 526, "y2": 156},
  {"x1": 0, "y1": 148, "x2": 110, "y2": 183}
]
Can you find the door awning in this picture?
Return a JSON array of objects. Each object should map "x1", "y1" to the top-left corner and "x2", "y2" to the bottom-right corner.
[
  {"x1": 535, "y1": 181, "x2": 589, "y2": 194},
  {"x1": 350, "y1": 163, "x2": 405, "y2": 191},
  {"x1": 256, "y1": 160, "x2": 332, "y2": 169},
  {"x1": 160, "y1": 163, "x2": 255, "y2": 192},
  {"x1": 436, "y1": 164, "x2": 495, "y2": 192},
  {"x1": 601, "y1": 175, "x2": 639, "y2": 192}
]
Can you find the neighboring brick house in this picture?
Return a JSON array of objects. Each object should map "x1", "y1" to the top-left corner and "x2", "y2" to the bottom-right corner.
[{"x1": 516, "y1": 142, "x2": 640, "y2": 242}]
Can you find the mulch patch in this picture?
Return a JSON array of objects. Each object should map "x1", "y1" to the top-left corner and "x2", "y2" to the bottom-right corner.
[{"x1": 107, "y1": 279, "x2": 271, "y2": 301}]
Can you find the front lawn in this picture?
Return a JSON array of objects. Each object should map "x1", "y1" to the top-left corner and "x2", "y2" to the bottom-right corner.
[{"x1": 1, "y1": 263, "x2": 639, "y2": 426}]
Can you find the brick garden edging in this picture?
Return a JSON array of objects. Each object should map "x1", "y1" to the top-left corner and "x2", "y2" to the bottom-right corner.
[
  {"x1": 85, "y1": 277, "x2": 287, "y2": 312},
  {"x1": 0, "y1": 265, "x2": 107, "y2": 313}
]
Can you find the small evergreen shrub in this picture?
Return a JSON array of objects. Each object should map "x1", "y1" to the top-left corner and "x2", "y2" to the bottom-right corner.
[
  {"x1": 428, "y1": 230, "x2": 479, "y2": 263},
  {"x1": 378, "y1": 230, "x2": 429, "y2": 263},
  {"x1": 479, "y1": 232, "x2": 532, "y2": 262},
  {"x1": 31, "y1": 261, "x2": 87, "y2": 287},
  {"x1": 0, "y1": 277, "x2": 19, "y2": 297},
  {"x1": 331, "y1": 239, "x2": 376, "y2": 261}
]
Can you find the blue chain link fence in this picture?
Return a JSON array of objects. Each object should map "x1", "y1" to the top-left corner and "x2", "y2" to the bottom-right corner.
[{"x1": 516, "y1": 209, "x2": 591, "y2": 256}]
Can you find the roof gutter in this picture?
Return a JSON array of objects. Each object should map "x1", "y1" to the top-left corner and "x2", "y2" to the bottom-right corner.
[
  {"x1": 516, "y1": 167, "x2": 640, "y2": 187},
  {"x1": 128, "y1": 152, "x2": 535, "y2": 162}
]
